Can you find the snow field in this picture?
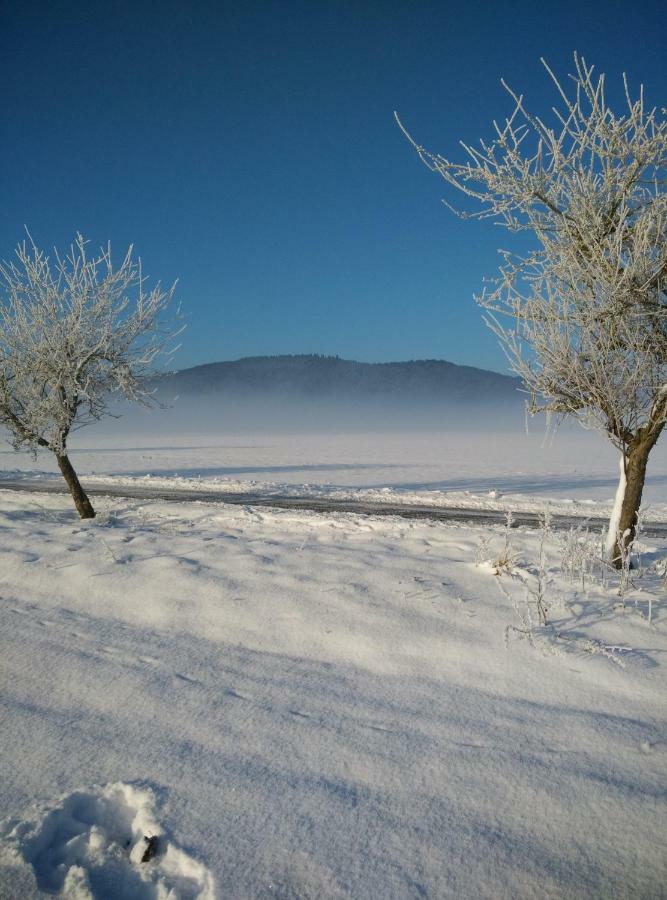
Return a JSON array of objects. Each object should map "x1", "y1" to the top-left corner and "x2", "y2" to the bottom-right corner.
[
  {"x1": 0, "y1": 782, "x2": 215, "y2": 899},
  {"x1": 0, "y1": 489, "x2": 665, "y2": 898},
  {"x1": 2, "y1": 429, "x2": 667, "y2": 517}
]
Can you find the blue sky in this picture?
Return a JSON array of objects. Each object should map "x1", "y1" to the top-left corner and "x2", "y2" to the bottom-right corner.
[{"x1": 1, "y1": 0, "x2": 664, "y2": 373}]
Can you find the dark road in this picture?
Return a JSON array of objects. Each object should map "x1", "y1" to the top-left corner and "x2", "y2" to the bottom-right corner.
[{"x1": 2, "y1": 478, "x2": 666, "y2": 537}]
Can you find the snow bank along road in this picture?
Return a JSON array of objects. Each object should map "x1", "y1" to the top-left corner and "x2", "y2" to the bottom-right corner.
[{"x1": 2, "y1": 477, "x2": 667, "y2": 537}]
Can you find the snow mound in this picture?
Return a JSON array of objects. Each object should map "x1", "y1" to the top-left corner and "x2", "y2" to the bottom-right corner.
[{"x1": 0, "y1": 782, "x2": 215, "y2": 899}]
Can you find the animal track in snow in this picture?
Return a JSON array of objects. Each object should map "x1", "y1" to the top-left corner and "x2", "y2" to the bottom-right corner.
[
  {"x1": 174, "y1": 672, "x2": 200, "y2": 685},
  {"x1": 0, "y1": 782, "x2": 215, "y2": 899}
]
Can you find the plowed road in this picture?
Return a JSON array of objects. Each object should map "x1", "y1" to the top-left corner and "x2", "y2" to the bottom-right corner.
[{"x1": 2, "y1": 478, "x2": 666, "y2": 537}]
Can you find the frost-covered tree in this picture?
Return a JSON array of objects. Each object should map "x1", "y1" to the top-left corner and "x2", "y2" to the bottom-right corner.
[
  {"x1": 397, "y1": 54, "x2": 666, "y2": 565},
  {"x1": 0, "y1": 234, "x2": 179, "y2": 518}
]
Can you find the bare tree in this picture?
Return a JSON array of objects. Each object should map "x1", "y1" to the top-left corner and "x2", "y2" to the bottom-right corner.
[
  {"x1": 397, "y1": 54, "x2": 666, "y2": 565},
  {"x1": 0, "y1": 234, "x2": 179, "y2": 518}
]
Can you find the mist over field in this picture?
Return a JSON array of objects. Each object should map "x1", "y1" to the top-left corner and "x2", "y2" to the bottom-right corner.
[
  {"x1": 139, "y1": 354, "x2": 527, "y2": 433},
  {"x1": 96, "y1": 391, "x2": 525, "y2": 435},
  {"x1": 1, "y1": 357, "x2": 665, "y2": 507}
]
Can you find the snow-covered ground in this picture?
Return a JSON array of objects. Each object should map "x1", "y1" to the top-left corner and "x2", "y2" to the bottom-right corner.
[
  {"x1": 2, "y1": 429, "x2": 667, "y2": 520},
  {"x1": 1, "y1": 478, "x2": 666, "y2": 898}
]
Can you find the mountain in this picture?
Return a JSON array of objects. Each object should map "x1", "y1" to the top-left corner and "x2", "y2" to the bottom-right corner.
[{"x1": 156, "y1": 355, "x2": 521, "y2": 405}]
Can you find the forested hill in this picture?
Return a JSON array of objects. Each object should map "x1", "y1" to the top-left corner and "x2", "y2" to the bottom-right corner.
[{"x1": 156, "y1": 355, "x2": 521, "y2": 405}]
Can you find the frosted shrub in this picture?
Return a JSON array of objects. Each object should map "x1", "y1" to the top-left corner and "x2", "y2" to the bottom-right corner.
[
  {"x1": 474, "y1": 512, "x2": 520, "y2": 574},
  {"x1": 530, "y1": 510, "x2": 552, "y2": 626},
  {"x1": 491, "y1": 511, "x2": 519, "y2": 574},
  {"x1": 474, "y1": 533, "x2": 493, "y2": 567},
  {"x1": 560, "y1": 526, "x2": 604, "y2": 592}
]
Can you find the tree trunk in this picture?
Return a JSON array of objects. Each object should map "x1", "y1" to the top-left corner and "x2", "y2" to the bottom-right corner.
[
  {"x1": 604, "y1": 453, "x2": 626, "y2": 559},
  {"x1": 610, "y1": 438, "x2": 652, "y2": 568},
  {"x1": 56, "y1": 452, "x2": 95, "y2": 519}
]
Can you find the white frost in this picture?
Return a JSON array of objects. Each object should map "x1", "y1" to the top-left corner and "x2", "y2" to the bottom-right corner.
[{"x1": 605, "y1": 453, "x2": 627, "y2": 557}]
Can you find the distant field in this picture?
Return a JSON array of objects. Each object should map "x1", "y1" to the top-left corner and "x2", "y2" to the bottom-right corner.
[{"x1": 1, "y1": 428, "x2": 666, "y2": 508}]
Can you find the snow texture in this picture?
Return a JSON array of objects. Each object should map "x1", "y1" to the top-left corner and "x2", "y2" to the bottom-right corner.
[
  {"x1": 0, "y1": 782, "x2": 214, "y2": 898},
  {"x1": 0, "y1": 477, "x2": 665, "y2": 898}
]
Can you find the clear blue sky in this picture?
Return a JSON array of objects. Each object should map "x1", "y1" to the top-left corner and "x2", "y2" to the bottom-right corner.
[{"x1": 1, "y1": 0, "x2": 664, "y2": 372}]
